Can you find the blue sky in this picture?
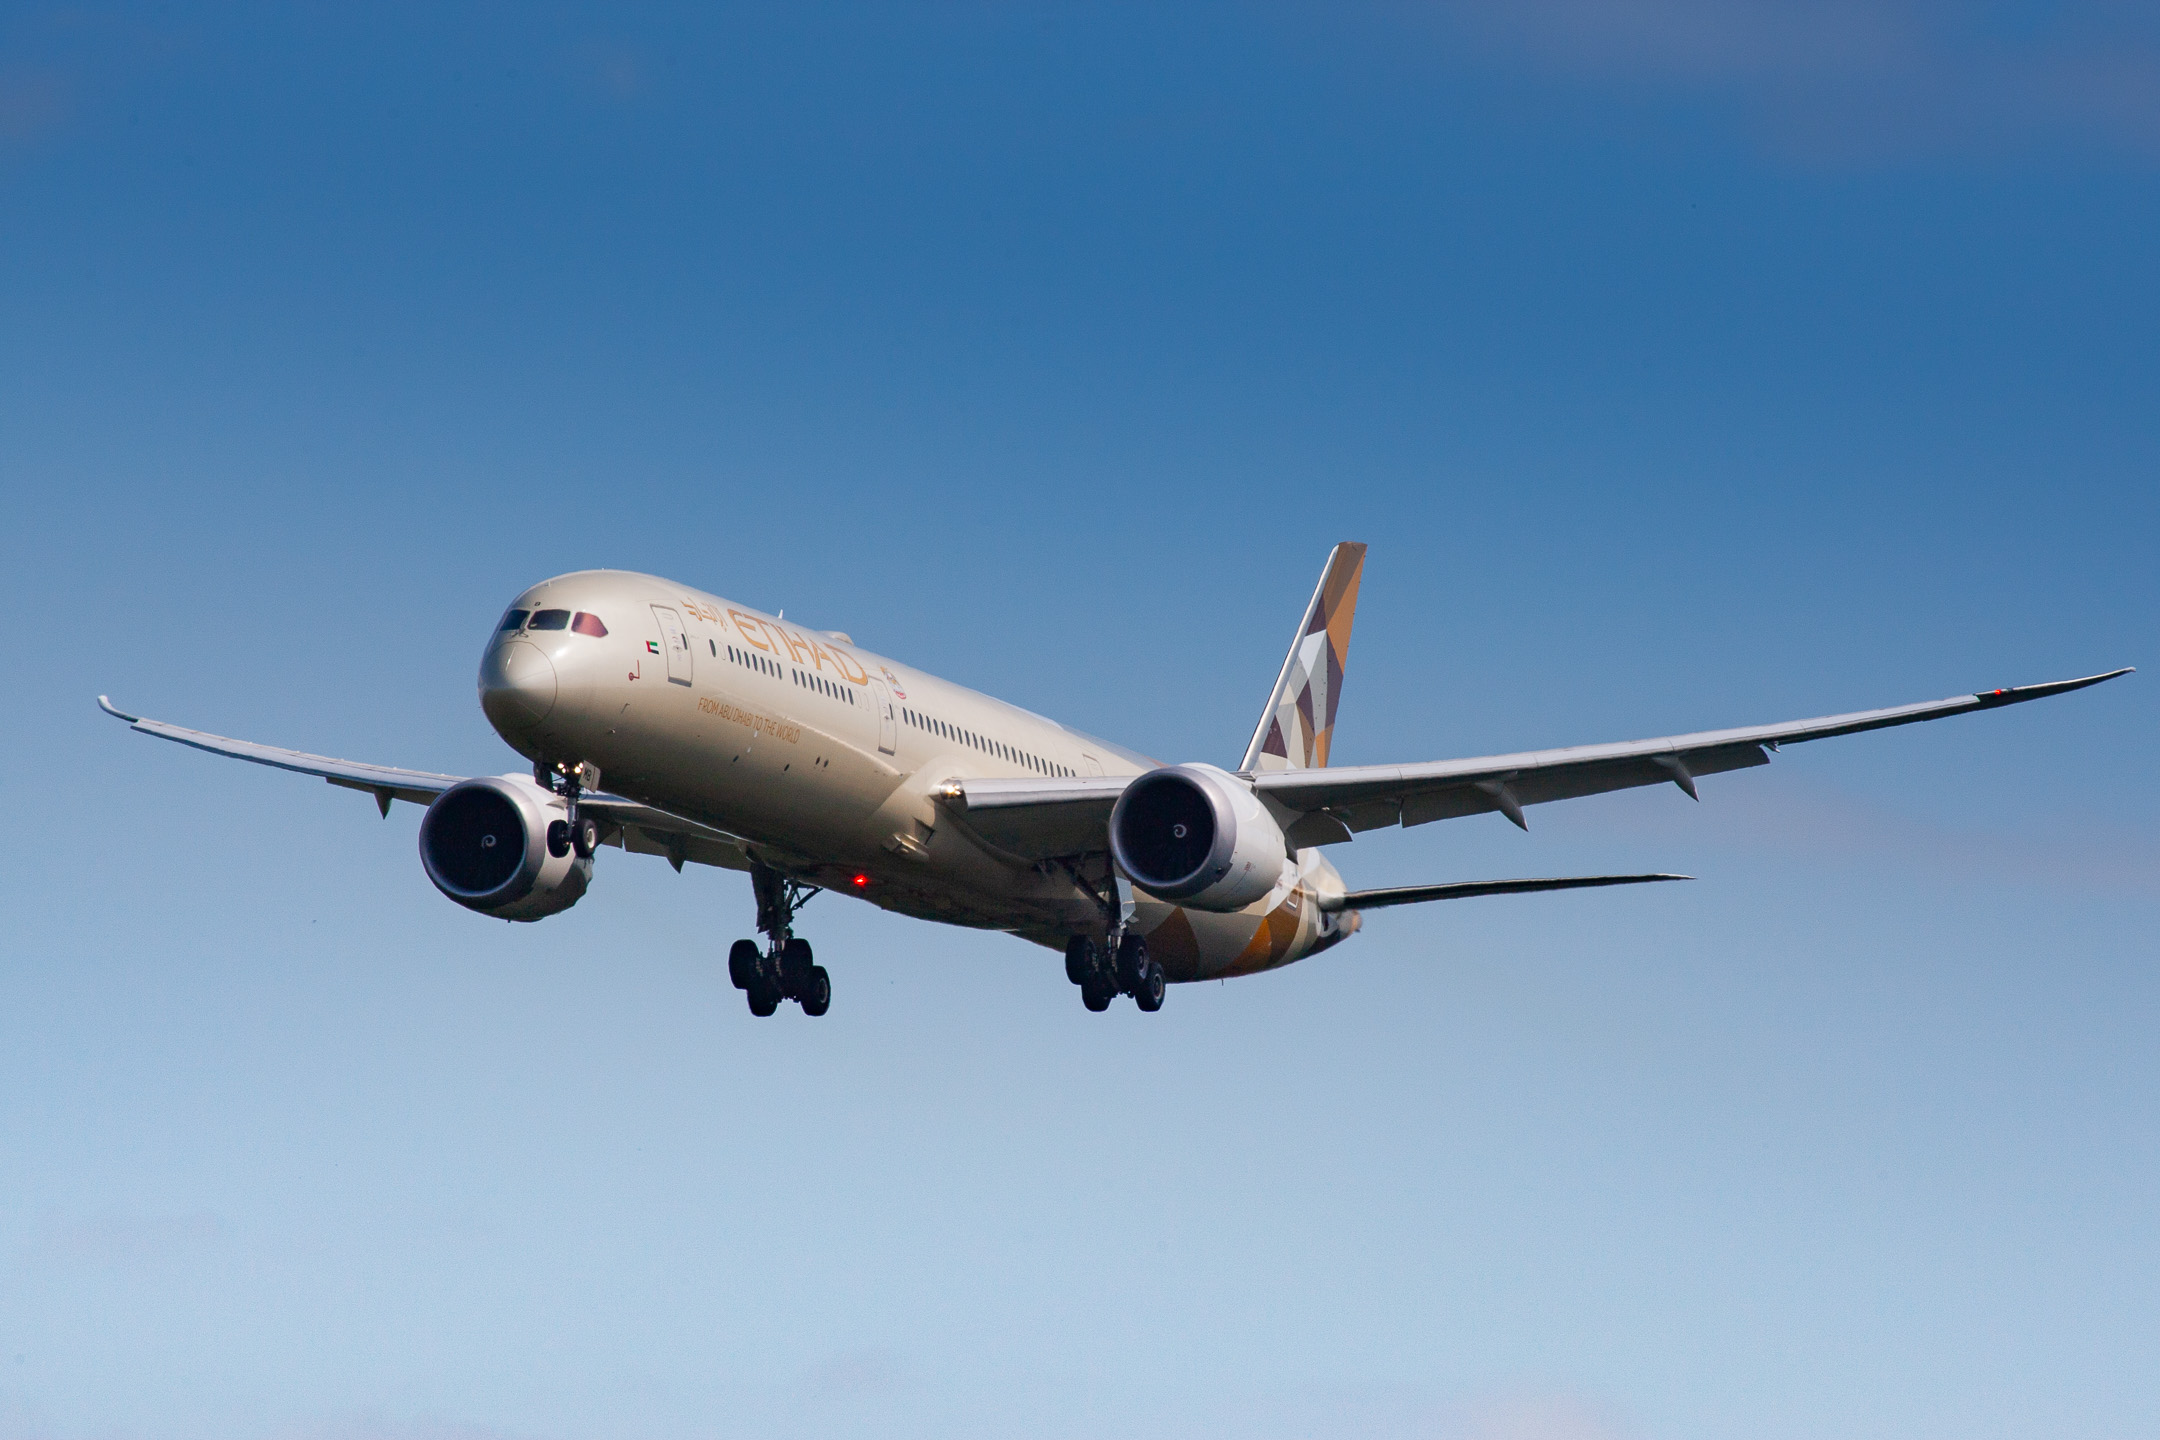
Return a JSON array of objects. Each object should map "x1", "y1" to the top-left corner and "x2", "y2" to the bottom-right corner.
[{"x1": 2, "y1": 6, "x2": 2156, "y2": 1438}]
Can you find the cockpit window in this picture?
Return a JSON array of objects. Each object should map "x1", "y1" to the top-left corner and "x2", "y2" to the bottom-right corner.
[
  {"x1": 498, "y1": 609, "x2": 530, "y2": 632},
  {"x1": 529, "y1": 609, "x2": 572, "y2": 630},
  {"x1": 571, "y1": 612, "x2": 608, "y2": 637}
]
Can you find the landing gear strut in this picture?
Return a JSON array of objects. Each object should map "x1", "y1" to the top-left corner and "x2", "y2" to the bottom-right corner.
[{"x1": 728, "y1": 861, "x2": 831, "y2": 1017}]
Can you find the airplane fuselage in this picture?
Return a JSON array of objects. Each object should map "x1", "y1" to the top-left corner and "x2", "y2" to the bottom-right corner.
[{"x1": 481, "y1": 569, "x2": 1357, "y2": 981}]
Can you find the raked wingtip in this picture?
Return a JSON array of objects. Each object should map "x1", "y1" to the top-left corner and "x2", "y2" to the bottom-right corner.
[{"x1": 97, "y1": 695, "x2": 141, "y2": 723}]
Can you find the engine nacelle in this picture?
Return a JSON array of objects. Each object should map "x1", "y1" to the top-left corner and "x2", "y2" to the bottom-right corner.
[
  {"x1": 418, "y1": 775, "x2": 592, "y2": 921},
  {"x1": 1109, "y1": 763, "x2": 1288, "y2": 912}
]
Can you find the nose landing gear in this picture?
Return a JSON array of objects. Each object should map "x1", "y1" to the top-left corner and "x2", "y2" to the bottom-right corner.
[
  {"x1": 537, "y1": 759, "x2": 601, "y2": 858},
  {"x1": 728, "y1": 863, "x2": 831, "y2": 1017}
]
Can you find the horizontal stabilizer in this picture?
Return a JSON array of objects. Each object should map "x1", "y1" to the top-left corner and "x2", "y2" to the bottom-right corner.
[{"x1": 1321, "y1": 873, "x2": 1690, "y2": 912}]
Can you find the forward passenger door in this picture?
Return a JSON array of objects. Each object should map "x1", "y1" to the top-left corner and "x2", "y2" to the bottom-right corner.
[{"x1": 651, "y1": 605, "x2": 693, "y2": 686}]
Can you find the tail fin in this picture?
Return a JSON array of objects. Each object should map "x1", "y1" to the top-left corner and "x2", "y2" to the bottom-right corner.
[{"x1": 1238, "y1": 542, "x2": 1366, "y2": 773}]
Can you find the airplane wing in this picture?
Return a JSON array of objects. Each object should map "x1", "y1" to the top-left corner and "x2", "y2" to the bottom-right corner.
[
  {"x1": 1320, "y1": 873, "x2": 1689, "y2": 911},
  {"x1": 1252, "y1": 668, "x2": 2132, "y2": 841},
  {"x1": 939, "y1": 669, "x2": 2131, "y2": 857},
  {"x1": 97, "y1": 696, "x2": 752, "y2": 871}
]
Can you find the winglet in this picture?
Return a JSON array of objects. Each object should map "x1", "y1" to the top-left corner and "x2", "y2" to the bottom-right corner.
[
  {"x1": 1972, "y1": 667, "x2": 2133, "y2": 709},
  {"x1": 97, "y1": 695, "x2": 142, "y2": 724}
]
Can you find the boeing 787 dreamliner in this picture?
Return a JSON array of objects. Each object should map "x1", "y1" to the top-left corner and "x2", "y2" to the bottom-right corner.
[{"x1": 101, "y1": 544, "x2": 2129, "y2": 1016}]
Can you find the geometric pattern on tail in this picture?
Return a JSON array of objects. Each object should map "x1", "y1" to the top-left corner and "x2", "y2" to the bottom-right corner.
[{"x1": 1239, "y1": 541, "x2": 1366, "y2": 773}]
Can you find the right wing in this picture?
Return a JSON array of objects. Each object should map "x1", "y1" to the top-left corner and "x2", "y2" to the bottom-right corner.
[{"x1": 98, "y1": 697, "x2": 753, "y2": 872}]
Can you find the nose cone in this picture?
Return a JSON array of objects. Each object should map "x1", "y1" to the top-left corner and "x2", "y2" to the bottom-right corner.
[{"x1": 480, "y1": 639, "x2": 557, "y2": 731}]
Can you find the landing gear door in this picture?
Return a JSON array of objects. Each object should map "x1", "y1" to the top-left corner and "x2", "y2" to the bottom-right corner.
[
  {"x1": 867, "y1": 677, "x2": 899, "y2": 755},
  {"x1": 651, "y1": 605, "x2": 693, "y2": 686}
]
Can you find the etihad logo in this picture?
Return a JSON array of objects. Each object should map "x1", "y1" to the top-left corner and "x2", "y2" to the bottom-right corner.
[{"x1": 724, "y1": 607, "x2": 871, "y2": 685}]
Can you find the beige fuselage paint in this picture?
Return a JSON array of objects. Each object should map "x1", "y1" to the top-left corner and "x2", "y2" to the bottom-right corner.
[{"x1": 488, "y1": 570, "x2": 1358, "y2": 982}]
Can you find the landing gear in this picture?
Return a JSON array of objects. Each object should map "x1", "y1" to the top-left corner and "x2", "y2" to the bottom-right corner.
[
  {"x1": 728, "y1": 862, "x2": 831, "y2": 1017},
  {"x1": 538, "y1": 761, "x2": 601, "y2": 858},
  {"x1": 1063, "y1": 930, "x2": 1166, "y2": 1013},
  {"x1": 545, "y1": 815, "x2": 600, "y2": 859}
]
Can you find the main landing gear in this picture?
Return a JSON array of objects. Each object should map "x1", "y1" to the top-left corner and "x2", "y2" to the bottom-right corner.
[
  {"x1": 729, "y1": 862, "x2": 831, "y2": 1017},
  {"x1": 1065, "y1": 931, "x2": 1166, "y2": 1014}
]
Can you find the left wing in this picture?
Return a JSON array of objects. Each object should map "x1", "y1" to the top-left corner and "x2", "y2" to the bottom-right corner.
[
  {"x1": 1322, "y1": 873, "x2": 1689, "y2": 911},
  {"x1": 937, "y1": 669, "x2": 2132, "y2": 856},
  {"x1": 1252, "y1": 668, "x2": 2131, "y2": 840},
  {"x1": 98, "y1": 696, "x2": 752, "y2": 871}
]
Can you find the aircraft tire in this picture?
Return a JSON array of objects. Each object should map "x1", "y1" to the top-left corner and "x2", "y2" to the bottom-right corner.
[
  {"x1": 747, "y1": 983, "x2": 781, "y2": 1017},
  {"x1": 727, "y1": 939, "x2": 763, "y2": 990},
  {"x1": 545, "y1": 819, "x2": 571, "y2": 858},
  {"x1": 1133, "y1": 960, "x2": 1166, "y2": 1013},
  {"x1": 570, "y1": 816, "x2": 600, "y2": 858},
  {"x1": 780, "y1": 936, "x2": 815, "y2": 992},
  {"x1": 1063, "y1": 935, "x2": 1096, "y2": 986},
  {"x1": 1080, "y1": 977, "x2": 1114, "y2": 1012},
  {"x1": 1114, "y1": 934, "x2": 1150, "y2": 991},
  {"x1": 801, "y1": 965, "x2": 831, "y2": 1017}
]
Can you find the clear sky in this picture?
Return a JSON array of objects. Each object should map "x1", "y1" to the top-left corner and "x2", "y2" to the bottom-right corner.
[{"x1": 2, "y1": 6, "x2": 2156, "y2": 1439}]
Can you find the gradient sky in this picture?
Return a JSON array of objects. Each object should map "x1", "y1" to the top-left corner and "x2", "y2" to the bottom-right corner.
[{"x1": 3, "y1": 6, "x2": 2156, "y2": 1439}]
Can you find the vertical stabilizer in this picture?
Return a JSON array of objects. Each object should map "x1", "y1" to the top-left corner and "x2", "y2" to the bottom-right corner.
[{"x1": 1238, "y1": 542, "x2": 1366, "y2": 773}]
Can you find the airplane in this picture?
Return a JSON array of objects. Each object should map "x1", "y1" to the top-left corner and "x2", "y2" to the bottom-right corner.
[{"x1": 99, "y1": 543, "x2": 2130, "y2": 1017}]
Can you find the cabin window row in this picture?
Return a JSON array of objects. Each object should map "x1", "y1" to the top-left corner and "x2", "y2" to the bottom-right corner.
[
  {"x1": 792, "y1": 668, "x2": 855, "y2": 704},
  {"x1": 723, "y1": 644, "x2": 780, "y2": 678},
  {"x1": 499, "y1": 608, "x2": 608, "y2": 637},
  {"x1": 902, "y1": 708, "x2": 1069, "y2": 777}
]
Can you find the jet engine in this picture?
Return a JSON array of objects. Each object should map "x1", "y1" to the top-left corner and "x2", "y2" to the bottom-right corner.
[
  {"x1": 1108, "y1": 764, "x2": 1288, "y2": 912},
  {"x1": 418, "y1": 775, "x2": 593, "y2": 921}
]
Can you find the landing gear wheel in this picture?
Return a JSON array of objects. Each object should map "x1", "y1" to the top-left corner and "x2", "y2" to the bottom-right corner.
[
  {"x1": 1080, "y1": 976, "x2": 1115, "y2": 1012},
  {"x1": 1114, "y1": 933, "x2": 1151, "y2": 992},
  {"x1": 801, "y1": 965, "x2": 831, "y2": 1017},
  {"x1": 1133, "y1": 959, "x2": 1166, "y2": 1012},
  {"x1": 1063, "y1": 935, "x2": 1097, "y2": 986},
  {"x1": 546, "y1": 819, "x2": 571, "y2": 858},
  {"x1": 570, "y1": 816, "x2": 600, "y2": 858},
  {"x1": 727, "y1": 939, "x2": 762, "y2": 991},
  {"x1": 779, "y1": 936, "x2": 814, "y2": 995},
  {"x1": 746, "y1": 984, "x2": 781, "y2": 1017}
]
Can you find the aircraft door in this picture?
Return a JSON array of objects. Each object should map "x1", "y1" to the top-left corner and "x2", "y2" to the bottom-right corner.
[
  {"x1": 868, "y1": 677, "x2": 899, "y2": 755},
  {"x1": 651, "y1": 605, "x2": 693, "y2": 686}
]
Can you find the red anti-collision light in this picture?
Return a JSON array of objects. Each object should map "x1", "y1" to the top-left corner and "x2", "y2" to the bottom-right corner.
[{"x1": 852, "y1": 873, "x2": 869, "y2": 888}]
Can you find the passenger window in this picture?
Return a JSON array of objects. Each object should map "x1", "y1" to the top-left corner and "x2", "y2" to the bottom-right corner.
[
  {"x1": 498, "y1": 609, "x2": 530, "y2": 631},
  {"x1": 572, "y1": 612, "x2": 609, "y2": 637},
  {"x1": 529, "y1": 609, "x2": 571, "y2": 630}
]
